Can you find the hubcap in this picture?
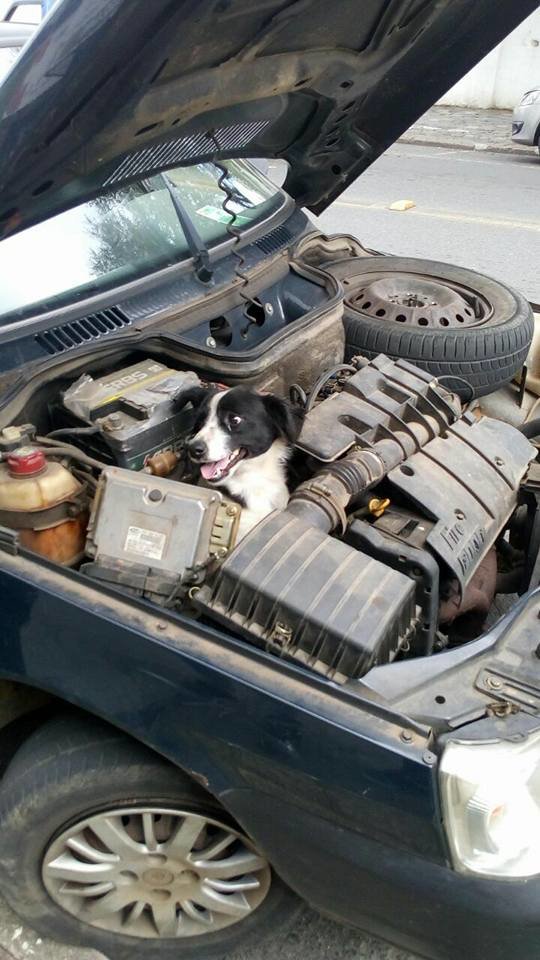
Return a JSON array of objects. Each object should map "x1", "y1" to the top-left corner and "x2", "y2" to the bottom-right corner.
[
  {"x1": 42, "y1": 806, "x2": 271, "y2": 939},
  {"x1": 349, "y1": 273, "x2": 492, "y2": 328}
]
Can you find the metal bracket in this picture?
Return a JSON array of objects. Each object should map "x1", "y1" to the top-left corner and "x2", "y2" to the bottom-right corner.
[
  {"x1": 210, "y1": 501, "x2": 241, "y2": 557},
  {"x1": 521, "y1": 461, "x2": 540, "y2": 589},
  {"x1": 0, "y1": 525, "x2": 18, "y2": 556},
  {"x1": 476, "y1": 667, "x2": 540, "y2": 714}
]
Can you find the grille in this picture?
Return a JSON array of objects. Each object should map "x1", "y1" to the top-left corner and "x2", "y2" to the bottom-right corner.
[
  {"x1": 35, "y1": 307, "x2": 131, "y2": 356},
  {"x1": 104, "y1": 121, "x2": 270, "y2": 186},
  {"x1": 255, "y1": 224, "x2": 294, "y2": 255}
]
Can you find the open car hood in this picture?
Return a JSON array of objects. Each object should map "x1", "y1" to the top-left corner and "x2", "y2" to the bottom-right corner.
[{"x1": 0, "y1": 0, "x2": 536, "y2": 239}]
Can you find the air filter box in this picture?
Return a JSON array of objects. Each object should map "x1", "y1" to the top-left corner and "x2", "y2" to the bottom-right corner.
[{"x1": 197, "y1": 511, "x2": 418, "y2": 682}]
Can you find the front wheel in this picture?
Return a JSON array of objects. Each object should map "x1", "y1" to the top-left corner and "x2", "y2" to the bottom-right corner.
[{"x1": 0, "y1": 714, "x2": 300, "y2": 960}]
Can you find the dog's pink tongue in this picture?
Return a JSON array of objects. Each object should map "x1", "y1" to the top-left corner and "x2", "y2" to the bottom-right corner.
[{"x1": 200, "y1": 458, "x2": 228, "y2": 480}]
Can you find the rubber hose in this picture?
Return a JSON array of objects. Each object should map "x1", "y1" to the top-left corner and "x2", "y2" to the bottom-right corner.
[
  {"x1": 46, "y1": 426, "x2": 101, "y2": 439},
  {"x1": 34, "y1": 442, "x2": 106, "y2": 471},
  {"x1": 520, "y1": 417, "x2": 540, "y2": 440}
]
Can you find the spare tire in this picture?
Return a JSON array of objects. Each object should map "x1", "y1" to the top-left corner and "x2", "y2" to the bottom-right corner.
[{"x1": 341, "y1": 257, "x2": 534, "y2": 398}]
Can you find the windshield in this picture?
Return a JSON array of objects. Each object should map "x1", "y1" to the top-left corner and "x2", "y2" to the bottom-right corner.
[{"x1": 0, "y1": 160, "x2": 285, "y2": 323}]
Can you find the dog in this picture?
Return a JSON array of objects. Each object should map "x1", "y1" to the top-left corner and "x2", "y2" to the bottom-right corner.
[{"x1": 177, "y1": 385, "x2": 303, "y2": 540}]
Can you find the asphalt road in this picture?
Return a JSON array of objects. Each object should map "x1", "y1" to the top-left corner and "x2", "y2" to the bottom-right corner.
[
  {"x1": 313, "y1": 142, "x2": 540, "y2": 304},
  {"x1": 0, "y1": 895, "x2": 419, "y2": 960},
  {"x1": 2, "y1": 143, "x2": 538, "y2": 960}
]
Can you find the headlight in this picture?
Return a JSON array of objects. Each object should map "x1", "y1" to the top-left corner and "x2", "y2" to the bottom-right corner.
[
  {"x1": 439, "y1": 730, "x2": 540, "y2": 878},
  {"x1": 519, "y1": 90, "x2": 540, "y2": 106}
]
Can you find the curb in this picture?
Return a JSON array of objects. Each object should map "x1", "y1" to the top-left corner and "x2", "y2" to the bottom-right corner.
[{"x1": 399, "y1": 135, "x2": 533, "y2": 157}]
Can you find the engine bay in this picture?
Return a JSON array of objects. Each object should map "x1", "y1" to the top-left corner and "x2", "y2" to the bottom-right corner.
[{"x1": 0, "y1": 348, "x2": 538, "y2": 685}]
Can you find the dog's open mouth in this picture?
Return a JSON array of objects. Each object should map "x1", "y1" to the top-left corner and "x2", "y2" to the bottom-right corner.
[{"x1": 199, "y1": 449, "x2": 246, "y2": 481}]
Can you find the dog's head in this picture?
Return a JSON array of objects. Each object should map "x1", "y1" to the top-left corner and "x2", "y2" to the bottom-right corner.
[{"x1": 177, "y1": 386, "x2": 302, "y2": 484}]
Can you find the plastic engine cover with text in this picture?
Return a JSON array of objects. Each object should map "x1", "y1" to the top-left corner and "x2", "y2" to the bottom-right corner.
[
  {"x1": 388, "y1": 413, "x2": 536, "y2": 589},
  {"x1": 296, "y1": 355, "x2": 459, "y2": 463},
  {"x1": 197, "y1": 511, "x2": 417, "y2": 682}
]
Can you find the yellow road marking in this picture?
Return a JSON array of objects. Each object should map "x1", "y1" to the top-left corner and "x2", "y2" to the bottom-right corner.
[{"x1": 334, "y1": 199, "x2": 540, "y2": 233}]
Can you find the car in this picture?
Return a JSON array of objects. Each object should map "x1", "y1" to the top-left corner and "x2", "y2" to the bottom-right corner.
[
  {"x1": 1, "y1": 1, "x2": 41, "y2": 24},
  {"x1": 512, "y1": 87, "x2": 540, "y2": 154},
  {"x1": 0, "y1": 2, "x2": 539, "y2": 960},
  {"x1": 0, "y1": 19, "x2": 34, "y2": 78}
]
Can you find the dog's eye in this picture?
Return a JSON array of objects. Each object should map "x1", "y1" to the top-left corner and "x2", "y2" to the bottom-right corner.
[{"x1": 230, "y1": 415, "x2": 242, "y2": 427}]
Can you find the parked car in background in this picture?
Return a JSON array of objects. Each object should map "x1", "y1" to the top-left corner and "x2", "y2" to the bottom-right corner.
[
  {"x1": 1, "y1": 0, "x2": 41, "y2": 23},
  {"x1": 0, "y1": 19, "x2": 34, "y2": 78},
  {"x1": 512, "y1": 87, "x2": 540, "y2": 155}
]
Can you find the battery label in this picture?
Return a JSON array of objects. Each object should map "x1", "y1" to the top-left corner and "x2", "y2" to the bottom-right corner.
[{"x1": 124, "y1": 525, "x2": 166, "y2": 561}]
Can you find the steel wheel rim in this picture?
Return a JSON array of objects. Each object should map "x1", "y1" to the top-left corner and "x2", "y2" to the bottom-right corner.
[
  {"x1": 347, "y1": 271, "x2": 493, "y2": 328},
  {"x1": 42, "y1": 806, "x2": 271, "y2": 939}
]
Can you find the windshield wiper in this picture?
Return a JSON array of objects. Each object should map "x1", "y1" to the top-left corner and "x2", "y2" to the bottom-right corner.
[{"x1": 160, "y1": 173, "x2": 213, "y2": 284}]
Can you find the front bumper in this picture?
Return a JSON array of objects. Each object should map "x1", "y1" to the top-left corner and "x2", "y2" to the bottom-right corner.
[
  {"x1": 511, "y1": 104, "x2": 540, "y2": 144},
  {"x1": 235, "y1": 789, "x2": 540, "y2": 960}
]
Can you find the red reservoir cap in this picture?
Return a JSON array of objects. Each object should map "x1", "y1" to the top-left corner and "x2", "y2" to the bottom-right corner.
[{"x1": 7, "y1": 447, "x2": 47, "y2": 476}]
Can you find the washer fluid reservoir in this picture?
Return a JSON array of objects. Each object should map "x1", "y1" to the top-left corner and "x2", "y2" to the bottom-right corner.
[{"x1": 0, "y1": 447, "x2": 88, "y2": 564}]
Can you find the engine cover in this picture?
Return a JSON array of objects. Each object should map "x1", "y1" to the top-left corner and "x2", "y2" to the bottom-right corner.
[
  {"x1": 387, "y1": 412, "x2": 535, "y2": 590},
  {"x1": 296, "y1": 357, "x2": 535, "y2": 589},
  {"x1": 296, "y1": 355, "x2": 460, "y2": 462}
]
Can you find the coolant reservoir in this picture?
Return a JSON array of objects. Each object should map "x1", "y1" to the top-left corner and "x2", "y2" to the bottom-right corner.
[{"x1": 0, "y1": 447, "x2": 88, "y2": 565}]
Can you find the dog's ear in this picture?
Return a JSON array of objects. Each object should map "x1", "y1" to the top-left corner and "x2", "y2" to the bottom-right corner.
[
  {"x1": 261, "y1": 393, "x2": 304, "y2": 443},
  {"x1": 174, "y1": 386, "x2": 210, "y2": 413}
]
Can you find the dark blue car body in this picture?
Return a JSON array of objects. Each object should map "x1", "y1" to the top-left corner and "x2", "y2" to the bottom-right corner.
[
  {"x1": 0, "y1": 0, "x2": 540, "y2": 957},
  {"x1": 1, "y1": 536, "x2": 539, "y2": 960}
]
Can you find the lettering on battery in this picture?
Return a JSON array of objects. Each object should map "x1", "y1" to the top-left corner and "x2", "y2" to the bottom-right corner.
[
  {"x1": 106, "y1": 364, "x2": 163, "y2": 394},
  {"x1": 124, "y1": 525, "x2": 166, "y2": 561}
]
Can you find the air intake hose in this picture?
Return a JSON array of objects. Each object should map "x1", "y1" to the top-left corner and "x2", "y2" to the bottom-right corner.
[{"x1": 288, "y1": 367, "x2": 461, "y2": 534}]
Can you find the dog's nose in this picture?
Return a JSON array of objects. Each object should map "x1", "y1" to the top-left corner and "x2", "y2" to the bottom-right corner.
[{"x1": 189, "y1": 439, "x2": 207, "y2": 461}]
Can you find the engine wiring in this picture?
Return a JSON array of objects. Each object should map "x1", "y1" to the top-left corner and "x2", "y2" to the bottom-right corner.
[
  {"x1": 305, "y1": 363, "x2": 357, "y2": 412},
  {"x1": 436, "y1": 374, "x2": 475, "y2": 402}
]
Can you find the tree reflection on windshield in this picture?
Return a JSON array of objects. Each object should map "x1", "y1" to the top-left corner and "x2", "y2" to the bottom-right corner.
[
  {"x1": 0, "y1": 160, "x2": 283, "y2": 324},
  {"x1": 85, "y1": 184, "x2": 182, "y2": 278}
]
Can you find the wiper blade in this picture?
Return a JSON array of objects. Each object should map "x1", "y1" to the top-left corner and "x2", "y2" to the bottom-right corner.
[{"x1": 160, "y1": 173, "x2": 213, "y2": 284}]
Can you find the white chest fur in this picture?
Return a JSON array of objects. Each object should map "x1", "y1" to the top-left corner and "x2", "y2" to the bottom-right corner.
[{"x1": 222, "y1": 439, "x2": 290, "y2": 539}]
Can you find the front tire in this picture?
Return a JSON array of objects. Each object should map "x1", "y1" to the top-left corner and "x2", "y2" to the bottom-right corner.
[{"x1": 0, "y1": 714, "x2": 299, "y2": 960}]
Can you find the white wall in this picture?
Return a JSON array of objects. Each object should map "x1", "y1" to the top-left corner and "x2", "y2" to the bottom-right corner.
[{"x1": 439, "y1": 8, "x2": 540, "y2": 109}]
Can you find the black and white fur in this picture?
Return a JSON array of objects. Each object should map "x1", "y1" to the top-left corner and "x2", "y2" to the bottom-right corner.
[{"x1": 178, "y1": 386, "x2": 302, "y2": 539}]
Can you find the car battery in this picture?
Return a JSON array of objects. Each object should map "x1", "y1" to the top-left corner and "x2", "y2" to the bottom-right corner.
[{"x1": 59, "y1": 360, "x2": 201, "y2": 470}]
